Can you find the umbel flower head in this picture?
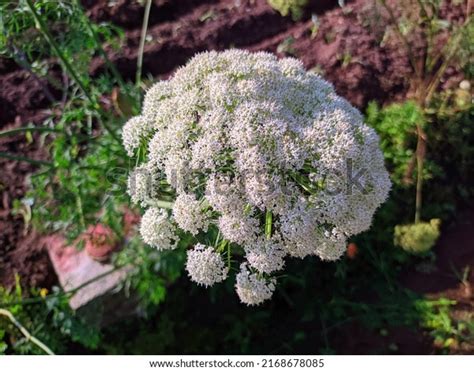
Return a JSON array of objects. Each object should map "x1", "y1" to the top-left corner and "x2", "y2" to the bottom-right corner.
[
  {"x1": 123, "y1": 50, "x2": 391, "y2": 305},
  {"x1": 186, "y1": 244, "x2": 229, "y2": 287},
  {"x1": 394, "y1": 219, "x2": 441, "y2": 254}
]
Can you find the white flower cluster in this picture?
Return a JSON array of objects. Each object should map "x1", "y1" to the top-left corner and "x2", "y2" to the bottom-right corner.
[
  {"x1": 235, "y1": 263, "x2": 276, "y2": 306},
  {"x1": 173, "y1": 193, "x2": 211, "y2": 235},
  {"x1": 245, "y1": 237, "x2": 286, "y2": 274},
  {"x1": 186, "y1": 244, "x2": 229, "y2": 287},
  {"x1": 139, "y1": 207, "x2": 177, "y2": 250},
  {"x1": 123, "y1": 50, "x2": 391, "y2": 305}
]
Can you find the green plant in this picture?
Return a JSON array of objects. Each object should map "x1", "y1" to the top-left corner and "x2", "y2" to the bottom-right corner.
[
  {"x1": 374, "y1": 0, "x2": 472, "y2": 223},
  {"x1": 0, "y1": 275, "x2": 100, "y2": 354},
  {"x1": 0, "y1": 308, "x2": 55, "y2": 354},
  {"x1": 0, "y1": 0, "x2": 125, "y2": 99},
  {"x1": 366, "y1": 92, "x2": 473, "y2": 220},
  {"x1": 0, "y1": 330, "x2": 7, "y2": 354},
  {"x1": 394, "y1": 218, "x2": 441, "y2": 254},
  {"x1": 268, "y1": 0, "x2": 309, "y2": 21},
  {"x1": 0, "y1": 0, "x2": 138, "y2": 241},
  {"x1": 415, "y1": 298, "x2": 473, "y2": 352},
  {"x1": 276, "y1": 36, "x2": 297, "y2": 55},
  {"x1": 366, "y1": 101, "x2": 432, "y2": 186},
  {"x1": 27, "y1": 112, "x2": 133, "y2": 241},
  {"x1": 113, "y1": 234, "x2": 189, "y2": 311},
  {"x1": 0, "y1": 0, "x2": 186, "y2": 323}
]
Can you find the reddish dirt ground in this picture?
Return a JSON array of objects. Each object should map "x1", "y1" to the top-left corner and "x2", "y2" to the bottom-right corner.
[
  {"x1": 0, "y1": 0, "x2": 472, "y2": 353},
  {"x1": 400, "y1": 208, "x2": 474, "y2": 354}
]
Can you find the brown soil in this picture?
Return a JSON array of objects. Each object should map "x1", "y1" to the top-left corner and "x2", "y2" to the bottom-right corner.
[
  {"x1": 335, "y1": 206, "x2": 474, "y2": 354},
  {"x1": 87, "y1": 0, "x2": 414, "y2": 108},
  {"x1": 400, "y1": 208, "x2": 474, "y2": 354},
  {"x1": 0, "y1": 0, "x2": 472, "y2": 354},
  {"x1": 0, "y1": 111, "x2": 56, "y2": 288}
]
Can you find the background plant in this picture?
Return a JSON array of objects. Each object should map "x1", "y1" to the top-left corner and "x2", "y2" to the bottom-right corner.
[
  {"x1": 268, "y1": 0, "x2": 309, "y2": 20},
  {"x1": 0, "y1": 275, "x2": 100, "y2": 354},
  {"x1": 0, "y1": 0, "x2": 187, "y2": 352},
  {"x1": 374, "y1": 0, "x2": 472, "y2": 224}
]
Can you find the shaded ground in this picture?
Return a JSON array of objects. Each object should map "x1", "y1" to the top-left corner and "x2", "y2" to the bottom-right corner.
[
  {"x1": 400, "y1": 208, "x2": 474, "y2": 354},
  {"x1": 0, "y1": 0, "x2": 472, "y2": 354}
]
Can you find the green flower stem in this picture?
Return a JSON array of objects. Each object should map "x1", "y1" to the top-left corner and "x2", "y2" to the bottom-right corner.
[
  {"x1": 0, "y1": 127, "x2": 60, "y2": 138},
  {"x1": 136, "y1": 0, "x2": 152, "y2": 87},
  {"x1": 154, "y1": 199, "x2": 174, "y2": 209},
  {"x1": 0, "y1": 309, "x2": 55, "y2": 355},
  {"x1": 25, "y1": 0, "x2": 94, "y2": 106},
  {"x1": 0, "y1": 152, "x2": 54, "y2": 167},
  {"x1": 289, "y1": 172, "x2": 314, "y2": 194},
  {"x1": 75, "y1": 191, "x2": 86, "y2": 231},
  {"x1": 217, "y1": 238, "x2": 229, "y2": 254},
  {"x1": 265, "y1": 210, "x2": 273, "y2": 239},
  {"x1": 414, "y1": 124, "x2": 426, "y2": 224}
]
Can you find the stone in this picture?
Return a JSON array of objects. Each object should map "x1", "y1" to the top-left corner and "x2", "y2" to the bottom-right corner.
[{"x1": 44, "y1": 235, "x2": 137, "y2": 326}]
